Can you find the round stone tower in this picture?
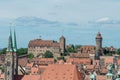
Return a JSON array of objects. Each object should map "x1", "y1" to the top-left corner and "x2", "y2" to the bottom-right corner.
[
  {"x1": 59, "y1": 36, "x2": 66, "y2": 54},
  {"x1": 96, "y1": 32, "x2": 102, "y2": 51}
]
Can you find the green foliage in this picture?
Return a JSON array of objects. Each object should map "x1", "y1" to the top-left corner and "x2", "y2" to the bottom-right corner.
[
  {"x1": 17, "y1": 48, "x2": 28, "y2": 56},
  {"x1": 28, "y1": 53, "x2": 34, "y2": 59},
  {"x1": 66, "y1": 45, "x2": 76, "y2": 53},
  {"x1": 0, "y1": 48, "x2": 7, "y2": 54},
  {"x1": 57, "y1": 56, "x2": 66, "y2": 62},
  {"x1": 44, "y1": 51, "x2": 53, "y2": 58},
  {"x1": 0, "y1": 66, "x2": 5, "y2": 73},
  {"x1": 66, "y1": 44, "x2": 81, "y2": 53},
  {"x1": 117, "y1": 48, "x2": 120, "y2": 55}
]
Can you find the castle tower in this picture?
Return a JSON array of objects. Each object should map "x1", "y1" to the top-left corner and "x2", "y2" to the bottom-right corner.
[
  {"x1": 95, "y1": 32, "x2": 102, "y2": 60},
  {"x1": 13, "y1": 29, "x2": 18, "y2": 75},
  {"x1": 59, "y1": 36, "x2": 66, "y2": 54},
  {"x1": 5, "y1": 29, "x2": 14, "y2": 80},
  {"x1": 96, "y1": 32, "x2": 102, "y2": 51}
]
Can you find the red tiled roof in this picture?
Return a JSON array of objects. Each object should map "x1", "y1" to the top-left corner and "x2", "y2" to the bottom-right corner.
[
  {"x1": 41, "y1": 64, "x2": 84, "y2": 80},
  {"x1": 32, "y1": 58, "x2": 54, "y2": 65},
  {"x1": 18, "y1": 56, "x2": 28, "y2": 67},
  {"x1": 105, "y1": 57, "x2": 114, "y2": 64},
  {"x1": 85, "y1": 65, "x2": 95, "y2": 70},
  {"x1": 117, "y1": 59, "x2": 120, "y2": 65},
  {"x1": 66, "y1": 58, "x2": 90, "y2": 65},
  {"x1": 28, "y1": 39, "x2": 60, "y2": 47},
  {"x1": 70, "y1": 53, "x2": 90, "y2": 58}
]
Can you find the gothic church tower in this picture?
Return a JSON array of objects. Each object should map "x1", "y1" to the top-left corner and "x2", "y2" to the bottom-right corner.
[
  {"x1": 5, "y1": 29, "x2": 18, "y2": 80},
  {"x1": 13, "y1": 29, "x2": 18, "y2": 75}
]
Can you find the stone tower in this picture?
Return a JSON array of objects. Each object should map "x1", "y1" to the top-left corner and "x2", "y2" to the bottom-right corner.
[
  {"x1": 5, "y1": 29, "x2": 14, "y2": 80},
  {"x1": 96, "y1": 32, "x2": 102, "y2": 51},
  {"x1": 95, "y1": 32, "x2": 102, "y2": 60},
  {"x1": 59, "y1": 36, "x2": 66, "y2": 54},
  {"x1": 13, "y1": 29, "x2": 18, "y2": 75}
]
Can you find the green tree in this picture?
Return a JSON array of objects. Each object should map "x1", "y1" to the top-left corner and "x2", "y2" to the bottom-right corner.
[
  {"x1": 17, "y1": 48, "x2": 28, "y2": 56},
  {"x1": 28, "y1": 53, "x2": 34, "y2": 59},
  {"x1": 57, "y1": 56, "x2": 66, "y2": 62},
  {"x1": 0, "y1": 48, "x2": 7, "y2": 54},
  {"x1": 66, "y1": 44, "x2": 77, "y2": 53},
  {"x1": 44, "y1": 51, "x2": 53, "y2": 58},
  {"x1": 117, "y1": 48, "x2": 120, "y2": 55},
  {"x1": 0, "y1": 66, "x2": 5, "y2": 73}
]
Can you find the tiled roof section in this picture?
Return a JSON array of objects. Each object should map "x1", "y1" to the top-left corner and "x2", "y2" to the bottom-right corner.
[
  {"x1": 117, "y1": 59, "x2": 120, "y2": 65},
  {"x1": 104, "y1": 57, "x2": 114, "y2": 64},
  {"x1": 66, "y1": 58, "x2": 90, "y2": 65},
  {"x1": 15, "y1": 75, "x2": 41, "y2": 80},
  {"x1": 78, "y1": 45, "x2": 95, "y2": 54},
  {"x1": 96, "y1": 75, "x2": 106, "y2": 80},
  {"x1": 26, "y1": 62, "x2": 34, "y2": 68},
  {"x1": 85, "y1": 65, "x2": 95, "y2": 70},
  {"x1": 100, "y1": 68, "x2": 108, "y2": 74},
  {"x1": 18, "y1": 56, "x2": 28, "y2": 67},
  {"x1": 31, "y1": 67, "x2": 39, "y2": 75},
  {"x1": 41, "y1": 64, "x2": 84, "y2": 80},
  {"x1": 23, "y1": 75, "x2": 41, "y2": 80},
  {"x1": 28, "y1": 39, "x2": 60, "y2": 47},
  {"x1": 70, "y1": 53, "x2": 90, "y2": 58},
  {"x1": 0, "y1": 73, "x2": 5, "y2": 79},
  {"x1": 85, "y1": 75, "x2": 106, "y2": 80},
  {"x1": 32, "y1": 58, "x2": 54, "y2": 65},
  {"x1": 93, "y1": 60, "x2": 100, "y2": 66}
]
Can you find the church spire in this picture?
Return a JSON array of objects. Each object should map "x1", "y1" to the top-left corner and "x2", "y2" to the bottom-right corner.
[
  {"x1": 7, "y1": 28, "x2": 13, "y2": 52},
  {"x1": 13, "y1": 28, "x2": 17, "y2": 52}
]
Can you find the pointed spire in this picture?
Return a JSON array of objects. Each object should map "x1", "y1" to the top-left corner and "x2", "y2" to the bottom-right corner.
[
  {"x1": 7, "y1": 27, "x2": 13, "y2": 52},
  {"x1": 13, "y1": 28, "x2": 17, "y2": 52}
]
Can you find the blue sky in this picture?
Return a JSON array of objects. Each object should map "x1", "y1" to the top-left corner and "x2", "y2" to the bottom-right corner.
[{"x1": 0, "y1": 0, "x2": 120, "y2": 48}]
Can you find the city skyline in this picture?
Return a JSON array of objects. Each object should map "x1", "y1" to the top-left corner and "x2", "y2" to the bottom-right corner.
[{"x1": 0, "y1": 0, "x2": 120, "y2": 48}]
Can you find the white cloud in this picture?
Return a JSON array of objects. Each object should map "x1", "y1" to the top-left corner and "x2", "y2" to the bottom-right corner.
[{"x1": 96, "y1": 17, "x2": 110, "y2": 22}]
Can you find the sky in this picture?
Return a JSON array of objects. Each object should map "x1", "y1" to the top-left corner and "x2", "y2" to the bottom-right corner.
[{"x1": 0, "y1": 0, "x2": 120, "y2": 48}]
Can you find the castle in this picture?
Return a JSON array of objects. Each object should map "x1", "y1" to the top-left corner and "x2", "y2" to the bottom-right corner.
[{"x1": 28, "y1": 36, "x2": 66, "y2": 58}]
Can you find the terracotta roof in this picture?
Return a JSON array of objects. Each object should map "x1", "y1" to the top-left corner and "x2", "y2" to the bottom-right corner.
[
  {"x1": 66, "y1": 58, "x2": 90, "y2": 65},
  {"x1": 28, "y1": 39, "x2": 60, "y2": 47},
  {"x1": 78, "y1": 45, "x2": 95, "y2": 54},
  {"x1": 26, "y1": 62, "x2": 34, "y2": 68},
  {"x1": 85, "y1": 75, "x2": 106, "y2": 80},
  {"x1": 0, "y1": 74, "x2": 5, "y2": 79},
  {"x1": 31, "y1": 67, "x2": 39, "y2": 75},
  {"x1": 18, "y1": 56, "x2": 28, "y2": 67},
  {"x1": 70, "y1": 53, "x2": 90, "y2": 58},
  {"x1": 96, "y1": 75, "x2": 106, "y2": 80},
  {"x1": 100, "y1": 68, "x2": 108, "y2": 74},
  {"x1": 32, "y1": 58, "x2": 54, "y2": 65},
  {"x1": 23, "y1": 75, "x2": 40, "y2": 80},
  {"x1": 117, "y1": 59, "x2": 120, "y2": 65},
  {"x1": 85, "y1": 65, "x2": 95, "y2": 70},
  {"x1": 14, "y1": 75, "x2": 41, "y2": 80},
  {"x1": 41, "y1": 64, "x2": 84, "y2": 80},
  {"x1": 104, "y1": 57, "x2": 114, "y2": 64}
]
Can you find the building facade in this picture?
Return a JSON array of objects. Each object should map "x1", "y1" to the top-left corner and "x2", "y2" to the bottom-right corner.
[{"x1": 28, "y1": 36, "x2": 66, "y2": 58}]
